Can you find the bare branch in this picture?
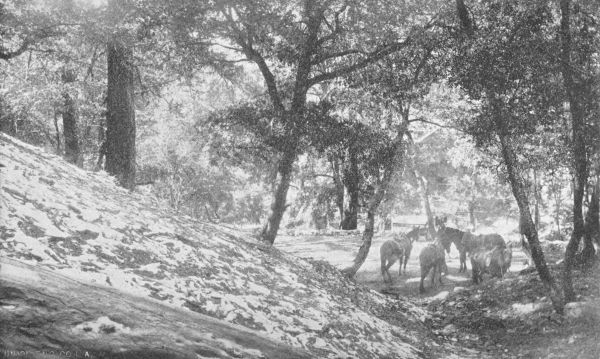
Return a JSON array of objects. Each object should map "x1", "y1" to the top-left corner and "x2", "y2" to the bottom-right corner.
[{"x1": 316, "y1": 2, "x2": 349, "y2": 47}]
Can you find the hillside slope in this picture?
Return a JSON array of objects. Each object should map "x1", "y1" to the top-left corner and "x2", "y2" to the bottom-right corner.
[{"x1": 0, "y1": 134, "x2": 465, "y2": 358}]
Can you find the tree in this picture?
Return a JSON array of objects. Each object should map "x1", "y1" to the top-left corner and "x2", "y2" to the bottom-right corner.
[
  {"x1": 341, "y1": 114, "x2": 409, "y2": 277},
  {"x1": 163, "y1": 0, "x2": 443, "y2": 245},
  {"x1": 0, "y1": 0, "x2": 70, "y2": 137},
  {"x1": 105, "y1": 36, "x2": 136, "y2": 189},
  {"x1": 0, "y1": 1, "x2": 64, "y2": 61},
  {"x1": 559, "y1": 0, "x2": 600, "y2": 300},
  {"x1": 450, "y1": 1, "x2": 566, "y2": 312},
  {"x1": 60, "y1": 65, "x2": 82, "y2": 166}
]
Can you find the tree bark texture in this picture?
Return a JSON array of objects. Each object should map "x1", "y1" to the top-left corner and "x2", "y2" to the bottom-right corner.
[
  {"x1": 106, "y1": 38, "x2": 136, "y2": 190},
  {"x1": 61, "y1": 68, "x2": 82, "y2": 167},
  {"x1": 260, "y1": 150, "x2": 295, "y2": 245},
  {"x1": 559, "y1": 0, "x2": 588, "y2": 302}
]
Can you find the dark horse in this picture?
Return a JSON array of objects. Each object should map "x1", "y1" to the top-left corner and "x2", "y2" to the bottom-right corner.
[
  {"x1": 405, "y1": 226, "x2": 420, "y2": 242},
  {"x1": 436, "y1": 226, "x2": 468, "y2": 272}
]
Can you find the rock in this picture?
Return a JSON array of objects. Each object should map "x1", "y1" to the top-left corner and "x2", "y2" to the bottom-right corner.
[
  {"x1": 564, "y1": 301, "x2": 599, "y2": 321},
  {"x1": 442, "y1": 324, "x2": 457, "y2": 335},
  {"x1": 431, "y1": 291, "x2": 449, "y2": 301}
]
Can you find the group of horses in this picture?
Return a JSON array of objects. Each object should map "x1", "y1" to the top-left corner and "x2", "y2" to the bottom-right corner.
[{"x1": 380, "y1": 221, "x2": 513, "y2": 293}]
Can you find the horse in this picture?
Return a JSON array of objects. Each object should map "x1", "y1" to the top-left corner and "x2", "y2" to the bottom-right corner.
[
  {"x1": 419, "y1": 240, "x2": 448, "y2": 293},
  {"x1": 405, "y1": 225, "x2": 420, "y2": 242},
  {"x1": 436, "y1": 226, "x2": 468, "y2": 271},
  {"x1": 461, "y1": 232, "x2": 507, "y2": 273}
]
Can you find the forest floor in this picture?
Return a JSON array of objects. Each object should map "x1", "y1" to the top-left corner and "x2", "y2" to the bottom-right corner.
[{"x1": 277, "y1": 232, "x2": 600, "y2": 358}]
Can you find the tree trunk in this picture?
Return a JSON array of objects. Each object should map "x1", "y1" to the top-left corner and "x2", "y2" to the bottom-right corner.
[
  {"x1": 468, "y1": 200, "x2": 476, "y2": 231},
  {"x1": 61, "y1": 67, "x2": 82, "y2": 167},
  {"x1": 342, "y1": 205, "x2": 376, "y2": 278},
  {"x1": 341, "y1": 146, "x2": 359, "y2": 230},
  {"x1": 342, "y1": 130, "x2": 406, "y2": 278},
  {"x1": 330, "y1": 156, "x2": 345, "y2": 228},
  {"x1": 456, "y1": 0, "x2": 474, "y2": 36},
  {"x1": 0, "y1": 97, "x2": 16, "y2": 136},
  {"x1": 495, "y1": 106, "x2": 564, "y2": 313},
  {"x1": 260, "y1": 150, "x2": 295, "y2": 245},
  {"x1": 106, "y1": 38, "x2": 136, "y2": 190},
  {"x1": 559, "y1": 0, "x2": 588, "y2": 302},
  {"x1": 581, "y1": 182, "x2": 598, "y2": 265},
  {"x1": 533, "y1": 170, "x2": 541, "y2": 229},
  {"x1": 417, "y1": 174, "x2": 435, "y2": 239}
]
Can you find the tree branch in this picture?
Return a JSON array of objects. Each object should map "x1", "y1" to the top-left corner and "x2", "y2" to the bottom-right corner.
[
  {"x1": 218, "y1": 5, "x2": 285, "y2": 113},
  {"x1": 311, "y1": 49, "x2": 365, "y2": 66},
  {"x1": 307, "y1": 39, "x2": 412, "y2": 87}
]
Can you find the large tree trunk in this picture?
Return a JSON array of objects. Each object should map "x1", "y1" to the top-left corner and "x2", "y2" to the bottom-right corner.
[
  {"x1": 105, "y1": 38, "x2": 136, "y2": 190},
  {"x1": 61, "y1": 67, "x2": 82, "y2": 167},
  {"x1": 495, "y1": 104, "x2": 565, "y2": 314},
  {"x1": 260, "y1": 150, "x2": 295, "y2": 245},
  {"x1": 341, "y1": 146, "x2": 359, "y2": 230},
  {"x1": 559, "y1": 0, "x2": 588, "y2": 302}
]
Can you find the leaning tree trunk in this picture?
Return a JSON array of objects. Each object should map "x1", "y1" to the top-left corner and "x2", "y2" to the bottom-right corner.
[
  {"x1": 559, "y1": 0, "x2": 588, "y2": 302},
  {"x1": 341, "y1": 146, "x2": 359, "y2": 230},
  {"x1": 342, "y1": 129, "x2": 406, "y2": 278},
  {"x1": 341, "y1": 180, "x2": 387, "y2": 278},
  {"x1": 61, "y1": 67, "x2": 81, "y2": 167},
  {"x1": 106, "y1": 38, "x2": 136, "y2": 190},
  {"x1": 498, "y1": 131, "x2": 565, "y2": 313},
  {"x1": 261, "y1": 149, "x2": 295, "y2": 245}
]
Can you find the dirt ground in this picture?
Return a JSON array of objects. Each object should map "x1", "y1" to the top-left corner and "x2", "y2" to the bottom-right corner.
[
  {"x1": 277, "y1": 232, "x2": 600, "y2": 359},
  {"x1": 277, "y1": 232, "x2": 531, "y2": 297}
]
